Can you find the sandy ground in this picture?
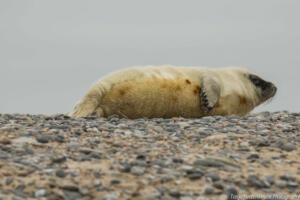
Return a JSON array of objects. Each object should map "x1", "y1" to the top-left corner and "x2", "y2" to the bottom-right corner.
[{"x1": 0, "y1": 111, "x2": 299, "y2": 200}]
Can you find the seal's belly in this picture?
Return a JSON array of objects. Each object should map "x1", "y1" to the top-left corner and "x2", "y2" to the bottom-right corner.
[{"x1": 101, "y1": 78, "x2": 204, "y2": 118}]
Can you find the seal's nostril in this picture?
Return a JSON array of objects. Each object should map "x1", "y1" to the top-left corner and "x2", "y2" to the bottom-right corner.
[{"x1": 274, "y1": 85, "x2": 277, "y2": 91}]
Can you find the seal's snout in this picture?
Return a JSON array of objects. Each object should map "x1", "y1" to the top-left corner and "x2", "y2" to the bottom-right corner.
[
  {"x1": 271, "y1": 84, "x2": 277, "y2": 96},
  {"x1": 263, "y1": 81, "x2": 277, "y2": 100}
]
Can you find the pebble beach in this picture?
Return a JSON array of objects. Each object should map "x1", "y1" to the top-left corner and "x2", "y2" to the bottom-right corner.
[{"x1": 0, "y1": 111, "x2": 299, "y2": 200}]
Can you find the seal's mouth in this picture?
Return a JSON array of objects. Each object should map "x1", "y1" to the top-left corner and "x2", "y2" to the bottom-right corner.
[
  {"x1": 271, "y1": 85, "x2": 277, "y2": 97},
  {"x1": 261, "y1": 83, "x2": 277, "y2": 103}
]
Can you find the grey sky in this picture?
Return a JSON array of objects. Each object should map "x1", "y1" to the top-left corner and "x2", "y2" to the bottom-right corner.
[{"x1": 0, "y1": 0, "x2": 299, "y2": 115}]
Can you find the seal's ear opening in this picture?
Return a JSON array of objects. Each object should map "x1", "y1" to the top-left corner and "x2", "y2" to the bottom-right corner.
[{"x1": 200, "y1": 75, "x2": 221, "y2": 113}]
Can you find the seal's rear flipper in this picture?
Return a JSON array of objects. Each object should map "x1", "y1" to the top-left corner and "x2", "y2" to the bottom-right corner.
[
  {"x1": 200, "y1": 75, "x2": 220, "y2": 114},
  {"x1": 69, "y1": 90, "x2": 102, "y2": 118}
]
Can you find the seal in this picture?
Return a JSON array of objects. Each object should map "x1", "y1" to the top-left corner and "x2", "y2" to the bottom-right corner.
[{"x1": 69, "y1": 65, "x2": 277, "y2": 119}]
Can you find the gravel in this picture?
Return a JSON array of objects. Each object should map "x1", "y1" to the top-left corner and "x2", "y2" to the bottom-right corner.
[{"x1": 0, "y1": 111, "x2": 299, "y2": 199}]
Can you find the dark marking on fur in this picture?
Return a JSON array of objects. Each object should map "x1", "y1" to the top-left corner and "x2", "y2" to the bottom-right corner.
[
  {"x1": 185, "y1": 79, "x2": 191, "y2": 84},
  {"x1": 172, "y1": 96, "x2": 178, "y2": 102},
  {"x1": 193, "y1": 85, "x2": 201, "y2": 95},
  {"x1": 119, "y1": 90, "x2": 126, "y2": 96},
  {"x1": 175, "y1": 85, "x2": 181, "y2": 90},
  {"x1": 118, "y1": 86, "x2": 131, "y2": 96},
  {"x1": 161, "y1": 79, "x2": 170, "y2": 88},
  {"x1": 239, "y1": 96, "x2": 247, "y2": 105},
  {"x1": 161, "y1": 83, "x2": 167, "y2": 88}
]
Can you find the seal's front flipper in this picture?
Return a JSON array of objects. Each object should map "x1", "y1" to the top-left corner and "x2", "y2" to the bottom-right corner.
[{"x1": 200, "y1": 75, "x2": 221, "y2": 114}]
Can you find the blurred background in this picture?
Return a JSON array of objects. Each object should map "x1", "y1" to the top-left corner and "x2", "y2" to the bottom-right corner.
[{"x1": 0, "y1": 0, "x2": 299, "y2": 115}]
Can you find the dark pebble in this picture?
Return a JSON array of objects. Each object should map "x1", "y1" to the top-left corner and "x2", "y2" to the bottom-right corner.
[
  {"x1": 193, "y1": 159, "x2": 224, "y2": 167},
  {"x1": 186, "y1": 169, "x2": 204, "y2": 180},
  {"x1": 168, "y1": 190, "x2": 181, "y2": 198},
  {"x1": 261, "y1": 176, "x2": 274, "y2": 187},
  {"x1": 56, "y1": 170, "x2": 67, "y2": 178},
  {"x1": 247, "y1": 175, "x2": 264, "y2": 188},
  {"x1": 63, "y1": 190, "x2": 82, "y2": 200},
  {"x1": 206, "y1": 172, "x2": 221, "y2": 182},
  {"x1": 36, "y1": 136, "x2": 51, "y2": 143},
  {"x1": 15, "y1": 184, "x2": 26, "y2": 191},
  {"x1": 247, "y1": 152, "x2": 260, "y2": 160},
  {"x1": 172, "y1": 157, "x2": 184, "y2": 163},
  {"x1": 213, "y1": 181, "x2": 224, "y2": 190},
  {"x1": 225, "y1": 187, "x2": 238, "y2": 200},
  {"x1": 280, "y1": 143, "x2": 297, "y2": 152},
  {"x1": 51, "y1": 155, "x2": 67, "y2": 163},
  {"x1": 136, "y1": 154, "x2": 147, "y2": 160},
  {"x1": 110, "y1": 179, "x2": 121, "y2": 185},
  {"x1": 287, "y1": 181, "x2": 298, "y2": 188},
  {"x1": 53, "y1": 135, "x2": 65, "y2": 143},
  {"x1": 120, "y1": 164, "x2": 131, "y2": 173},
  {"x1": 5, "y1": 178, "x2": 13, "y2": 185},
  {"x1": 279, "y1": 175, "x2": 295, "y2": 181},
  {"x1": 160, "y1": 176, "x2": 173, "y2": 183},
  {"x1": 204, "y1": 187, "x2": 214, "y2": 195}
]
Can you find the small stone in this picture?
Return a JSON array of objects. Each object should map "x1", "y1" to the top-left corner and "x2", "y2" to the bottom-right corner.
[
  {"x1": 275, "y1": 180, "x2": 287, "y2": 188},
  {"x1": 137, "y1": 179, "x2": 149, "y2": 185},
  {"x1": 136, "y1": 154, "x2": 147, "y2": 160},
  {"x1": 79, "y1": 147, "x2": 94, "y2": 154},
  {"x1": 247, "y1": 175, "x2": 264, "y2": 188},
  {"x1": 169, "y1": 190, "x2": 181, "y2": 198},
  {"x1": 160, "y1": 176, "x2": 173, "y2": 183},
  {"x1": 146, "y1": 192, "x2": 161, "y2": 200},
  {"x1": 103, "y1": 193, "x2": 118, "y2": 200},
  {"x1": 172, "y1": 157, "x2": 184, "y2": 163},
  {"x1": 90, "y1": 151, "x2": 102, "y2": 159},
  {"x1": 247, "y1": 152, "x2": 260, "y2": 160},
  {"x1": 120, "y1": 164, "x2": 131, "y2": 173},
  {"x1": 79, "y1": 187, "x2": 89, "y2": 195},
  {"x1": 0, "y1": 138, "x2": 11, "y2": 145},
  {"x1": 225, "y1": 187, "x2": 238, "y2": 200},
  {"x1": 261, "y1": 176, "x2": 274, "y2": 187},
  {"x1": 186, "y1": 169, "x2": 204, "y2": 180},
  {"x1": 36, "y1": 135, "x2": 51, "y2": 143},
  {"x1": 280, "y1": 143, "x2": 297, "y2": 152},
  {"x1": 194, "y1": 159, "x2": 224, "y2": 167},
  {"x1": 287, "y1": 181, "x2": 298, "y2": 188},
  {"x1": 110, "y1": 179, "x2": 121, "y2": 185},
  {"x1": 131, "y1": 166, "x2": 145, "y2": 176},
  {"x1": 35, "y1": 189, "x2": 46, "y2": 197},
  {"x1": 223, "y1": 166, "x2": 240, "y2": 172},
  {"x1": 51, "y1": 155, "x2": 67, "y2": 163},
  {"x1": 53, "y1": 135, "x2": 65, "y2": 143},
  {"x1": 279, "y1": 175, "x2": 296, "y2": 181},
  {"x1": 206, "y1": 172, "x2": 220, "y2": 182},
  {"x1": 5, "y1": 178, "x2": 13, "y2": 185},
  {"x1": 180, "y1": 196, "x2": 194, "y2": 200},
  {"x1": 63, "y1": 190, "x2": 82, "y2": 200},
  {"x1": 56, "y1": 170, "x2": 67, "y2": 178},
  {"x1": 213, "y1": 181, "x2": 224, "y2": 190},
  {"x1": 16, "y1": 184, "x2": 26, "y2": 191},
  {"x1": 204, "y1": 187, "x2": 214, "y2": 195}
]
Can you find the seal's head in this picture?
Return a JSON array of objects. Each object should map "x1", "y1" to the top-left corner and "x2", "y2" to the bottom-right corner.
[{"x1": 248, "y1": 73, "x2": 277, "y2": 104}]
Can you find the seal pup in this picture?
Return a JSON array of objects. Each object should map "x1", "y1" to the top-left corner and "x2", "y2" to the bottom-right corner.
[{"x1": 69, "y1": 65, "x2": 277, "y2": 119}]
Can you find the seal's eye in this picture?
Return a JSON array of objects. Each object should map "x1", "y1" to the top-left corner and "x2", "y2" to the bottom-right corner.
[
  {"x1": 250, "y1": 76, "x2": 261, "y2": 86},
  {"x1": 249, "y1": 74, "x2": 268, "y2": 90}
]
